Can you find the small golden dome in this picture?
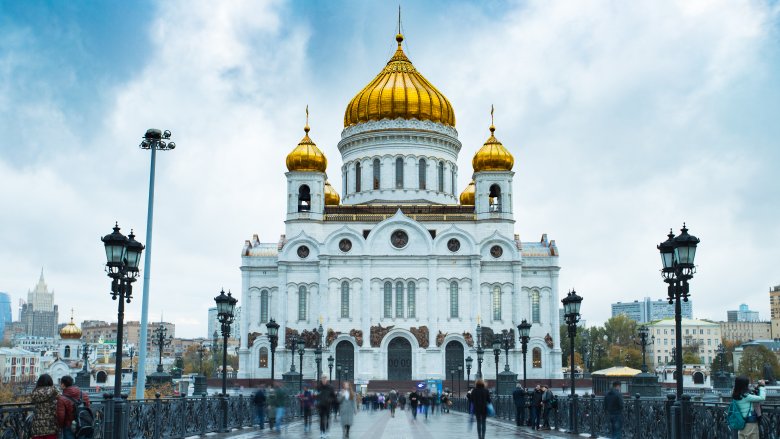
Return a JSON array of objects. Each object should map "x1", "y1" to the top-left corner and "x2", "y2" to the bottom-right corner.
[
  {"x1": 324, "y1": 180, "x2": 340, "y2": 205},
  {"x1": 472, "y1": 123, "x2": 514, "y2": 172},
  {"x1": 60, "y1": 318, "x2": 82, "y2": 340},
  {"x1": 286, "y1": 117, "x2": 327, "y2": 173},
  {"x1": 344, "y1": 33, "x2": 456, "y2": 128},
  {"x1": 460, "y1": 180, "x2": 476, "y2": 205}
]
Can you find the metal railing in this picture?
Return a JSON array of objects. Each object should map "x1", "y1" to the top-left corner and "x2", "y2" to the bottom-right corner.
[{"x1": 452, "y1": 393, "x2": 780, "y2": 439}]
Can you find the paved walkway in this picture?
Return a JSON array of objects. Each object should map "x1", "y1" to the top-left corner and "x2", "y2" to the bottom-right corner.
[{"x1": 222, "y1": 408, "x2": 578, "y2": 438}]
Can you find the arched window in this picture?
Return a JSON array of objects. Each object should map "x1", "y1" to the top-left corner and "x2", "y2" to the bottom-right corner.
[
  {"x1": 298, "y1": 286, "x2": 307, "y2": 321},
  {"x1": 438, "y1": 161, "x2": 444, "y2": 192},
  {"x1": 373, "y1": 159, "x2": 381, "y2": 190},
  {"x1": 259, "y1": 347, "x2": 268, "y2": 368},
  {"x1": 450, "y1": 282, "x2": 459, "y2": 318},
  {"x1": 407, "y1": 282, "x2": 416, "y2": 318},
  {"x1": 492, "y1": 285, "x2": 502, "y2": 321},
  {"x1": 451, "y1": 169, "x2": 456, "y2": 195},
  {"x1": 532, "y1": 347, "x2": 542, "y2": 368},
  {"x1": 96, "y1": 371, "x2": 108, "y2": 383},
  {"x1": 531, "y1": 291, "x2": 540, "y2": 323},
  {"x1": 418, "y1": 158, "x2": 426, "y2": 189},
  {"x1": 384, "y1": 282, "x2": 393, "y2": 318},
  {"x1": 355, "y1": 162, "x2": 362, "y2": 193},
  {"x1": 64, "y1": 345, "x2": 71, "y2": 358},
  {"x1": 341, "y1": 281, "x2": 350, "y2": 318},
  {"x1": 260, "y1": 290, "x2": 269, "y2": 323},
  {"x1": 298, "y1": 185, "x2": 311, "y2": 212},
  {"x1": 489, "y1": 184, "x2": 501, "y2": 212},
  {"x1": 395, "y1": 282, "x2": 404, "y2": 318},
  {"x1": 395, "y1": 157, "x2": 404, "y2": 188}
]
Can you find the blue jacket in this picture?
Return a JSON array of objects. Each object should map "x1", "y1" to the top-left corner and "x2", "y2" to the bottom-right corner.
[{"x1": 734, "y1": 386, "x2": 765, "y2": 418}]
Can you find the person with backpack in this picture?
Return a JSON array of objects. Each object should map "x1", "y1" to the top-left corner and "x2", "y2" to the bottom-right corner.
[
  {"x1": 540, "y1": 385, "x2": 554, "y2": 430},
  {"x1": 603, "y1": 381, "x2": 624, "y2": 439},
  {"x1": 252, "y1": 387, "x2": 267, "y2": 429},
  {"x1": 30, "y1": 374, "x2": 59, "y2": 439},
  {"x1": 56, "y1": 375, "x2": 92, "y2": 439},
  {"x1": 730, "y1": 377, "x2": 766, "y2": 438},
  {"x1": 470, "y1": 379, "x2": 491, "y2": 439},
  {"x1": 387, "y1": 389, "x2": 398, "y2": 417}
]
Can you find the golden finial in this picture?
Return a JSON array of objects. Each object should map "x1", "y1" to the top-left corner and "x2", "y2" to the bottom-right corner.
[
  {"x1": 319, "y1": 315, "x2": 323, "y2": 324},
  {"x1": 305, "y1": 105, "x2": 310, "y2": 133},
  {"x1": 490, "y1": 105, "x2": 495, "y2": 133},
  {"x1": 396, "y1": 5, "x2": 404, "y2": 45},
  {"x1": 477, "y1": 314, "x2": 481, "y2": 324},
  {"x1": 70, "y1": 308, "x2": 75, "y2": 322}
]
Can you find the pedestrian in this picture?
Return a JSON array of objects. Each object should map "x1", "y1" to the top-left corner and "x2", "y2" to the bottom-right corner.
[
  {"x1": 299, "y1": 385, "x2": 315, "y2": 432},
  {"x1": 273, "y1": 384, "x2": 287, "y2": 432},
  {"x1": 388, "y1": 389, "x2": 398, "y2": 417},
  {"x1": 603, "y1": 381, "x2": 624, "y2": 439},
  {"x1": 338, "y1": 381, "x2": 358, "y2": 438},
  {"x1": 317, "y1": 374, "x2": 336, "y2": 438},
  {"x1": 470, "y1": 379, "x2": 491, "y2": 439},
  {"x1": 409, "y1": 389, "x2": 419, "y2": 420},
  {"x1": 252, "y1": 386, "x2": 266, "y2": 429},
  {"x1": 56, "y1": 375, "x2": 90, "y2": 439},
  {"x1": 422, "y1": 392, "x2": 430, "y2": 419},
  {"x1": 530, "y1": 385, "x2": 542, "y2": 429},
  {"x1": 30, "y1": 374, "x2": 59, "y2": 439},
  {"x1": 731, "y1": 376, "x2": 766, "y2": 439},
  {"x1": 267, "y1": 388, "x2": 277, "y2": 430},
  {"x1": 540, "y1": 385, "x2": 553, "y2": 430},
  {"x1": 399, "y1": 394, "x2": 406, "y2": 411},
  {"x1": 512, "y1": 383, "x2": 525, "y2": 427},
  {"x1": 466, "y1": 386, "x2": 474, "y2": 429}
]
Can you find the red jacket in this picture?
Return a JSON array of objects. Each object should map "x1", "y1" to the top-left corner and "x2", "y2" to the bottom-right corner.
[{"x1": 56, "y1": 386, "x2": 91, "y2": 428}]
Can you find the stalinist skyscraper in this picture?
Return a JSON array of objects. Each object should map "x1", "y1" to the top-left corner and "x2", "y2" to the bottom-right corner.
[{"x1": 20, "y1": 269, "x2": 59, "y2": 338}]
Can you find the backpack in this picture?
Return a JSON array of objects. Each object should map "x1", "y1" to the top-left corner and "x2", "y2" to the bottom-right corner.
[
  {"x1": 726, "y1": 400, "x2": 745, "y2": 431},
  {"x1": 550, "y1": 395, "x2": 559, "y2": 410},
  {"x1": 65, "y1": 392, "x2": 95, "y2": 438}
]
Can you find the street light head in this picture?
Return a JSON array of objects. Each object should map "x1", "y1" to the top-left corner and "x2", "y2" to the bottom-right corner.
[
  {"x1": 163, "y1": 130, "x2": 172, "y2": 139},
  {"x1": 297, "y1": 338, "x2": 306, "y2": 352},
  {"x1": 266, "y1": 318, "x2": 280, "y2": 338},
  {"x1": 492, "y1": 339, "x2": 502, "y2": 351},
  {"x1": 102, "y1": 223, "x2": 128, "y2": 270},
  {"x1": 144, "y1": 129, "x2": 162, "y2": 140},
  {"x1": 167, "y1": 142, "x2": 176, "y2": 150},
  {"x1": 517, "y1": 319, "x2": 531, "y2": 340},
  {"x1": 125, "y1": 230, "x2": 145, "y2": 272},
  {"x1": 327, "y1": 355, "x2": 334, "y2": 368},
  {"x1": 465, "y1": 356, "x2": 473, "y2": 369},
  {"x1": 673, "y1": 223, "x2": 699, "y2": 270},
  {"x1": 561, "y1": 289, "x2": 583, "y2": 321},
  {"x1": 658, "y1": 229, "x2": 676, "y2": 274},
  {"x1": 214, "y1": 289, "x2": 237, "y2": 323}
]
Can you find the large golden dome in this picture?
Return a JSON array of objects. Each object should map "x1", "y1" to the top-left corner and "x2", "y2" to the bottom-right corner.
[
  {"x1": 324, "y1": 180, "x2": 340, "y2": 205},
  {"x1": 460, "y1": 180, "x2": 475, "y2": 205},
  {"x1": 344, "y1": 33, "x2": 456, "y2": 128},
  {"x1": 286, "y1": 119, "x2": 327, "y2": 173},
  {"x1": 60, "y1": 317, "x2": 82, "y2": 340},
  {"x1": 472, "y1": 124, "x2": 514, "y2": 172}
]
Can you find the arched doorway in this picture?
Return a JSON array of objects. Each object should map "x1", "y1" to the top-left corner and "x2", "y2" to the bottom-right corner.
[
  {"x1": 692, "y1": 371, "x2": 704, "y2": 384},
  {"x1": 445, "y1": 341, "x2": 464, "y2": 379},
  {"x1": 335, "y1": 340, "x2": 354, "y2": 381},
  {"x1": 387, "y1": 337, "x2": 412, "y2": 380},
  {"x1": 96, "y1": 371, "x2": 108, "y2": 384}
]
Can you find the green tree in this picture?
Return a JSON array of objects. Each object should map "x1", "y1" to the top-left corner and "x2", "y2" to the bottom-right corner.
[
  {"x1": 738, "y1": 345, "x2": 780, "y2": 381},
  {"x1": 603, "y1": 315, "x2": 637, "y2": 346},
  {"x1": 682, "y1": 351, "x2": 701, "y2": 365}
]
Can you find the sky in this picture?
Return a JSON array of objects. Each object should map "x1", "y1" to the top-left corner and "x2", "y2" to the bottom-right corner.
[{"x1": 1, "y1": 0, "x2": 779, "y2": 339}]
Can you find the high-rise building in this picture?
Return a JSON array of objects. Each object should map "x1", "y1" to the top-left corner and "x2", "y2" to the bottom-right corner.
[
  {"x1": 19, "y1": 270, "x2": 58, "y2": 338},
  {"x1": 0, "y1": 293, "x2": 12, "y2": 341},
  {"x1": 726, "y1": 304, "x2": 760, "y2": 322},
  {"x1": 770, "y1": 285, "x2": 780, "y2": 338},
  {"x1": 611, "y1": 297, "x2": 693, "y2": 323},
  {"x1": 208, "y1": 306, "x2": 240, "y2": 340}
]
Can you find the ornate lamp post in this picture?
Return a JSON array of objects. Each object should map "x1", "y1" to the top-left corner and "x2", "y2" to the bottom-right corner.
[
  {"x1": 492, "y1": 338, "x2": 501, "y2": 383},
  {"x1": 328, "y1": 355, "x2": 334, "y2": 381},
  {"x1": 314, "y1": 323, "x2": 323, "y2": 380},
  {"x1": 135, "y1": 129, "x2": 176, "y2": 398},
  {"x1": 214, "y1": 289, "x2": 237, "y2": 433},
  {"x1": 266, "y1": 319, "x2": 279, "y2": 383},
  {"x1": 458, "y1": 365, "x2": 463, "y2": 397},
  {"x1": 152, "y1": 323, "x2": 172, "y2": 373},
  {"x1": 197, "y1": 342, "x2": 206, "y2": 376},
  {"x1": 450, "y1": 369, "x2": 455, "y2": 395},
  {"x1": 658, "y1": 224, "x2": 700, "y2": 400},
  {"x1": 212, "y1": 330, "x2": 219, "y2": 377},
  {"x1": 517, "y1": 319, "x2": 531, "y2": 388},
  {"x1": 297, "y1": 338, "x2": 305, "y2": 392},
  {"x1": 288, "y1": 335, "x2": 298, "y2": 372},
  {"x1": 502, "y1": 330, "x2": 512, "y2": 371},
  {"x1": 128, "y1": 346, "x2": 136, "y2": 381},
  {"x1": 101, "y1": 223, "x2": 143, "y2": 439},
  {"x1": 562, "y1": 289, "x2": 583, "y2": 435},
  {"x1": 476, "y1": 324, "x2": 484, "y2": 380},
  {"x1": 465, "y1": 356, "x2": 473, "y2": 392},
  {"x1": 634, "y1": 326, "x2": 654, "y2": 373}
]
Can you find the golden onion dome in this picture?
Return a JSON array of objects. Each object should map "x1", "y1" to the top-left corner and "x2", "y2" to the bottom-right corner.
[
  {"x1": 459, "y1": 180, "x2": 476, "y2": 205},
  {"x1": 60, "y1": 317, "x2": 82, "y2": 340},
  {"x1": 472, "y1": 123, "x2": 514, "y2": 172},
  {"x1": 286, "y1": 115, "x2": 327, "y2": 172},
  {"x1": 324, "y1": 180, "x2": 340, "y2": 205},
  {"x1": 344, "y1": 33, "x2": 456, "y2": 128}
]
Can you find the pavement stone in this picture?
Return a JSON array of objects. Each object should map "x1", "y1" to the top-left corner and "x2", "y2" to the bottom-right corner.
[{"x1": 219, "y1": 407, "x2": 586, "y2": 439}]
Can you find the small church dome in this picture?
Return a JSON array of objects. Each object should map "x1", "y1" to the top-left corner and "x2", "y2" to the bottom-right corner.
[
  {"x1": 472, "y1": 122, "x2": 514, "y2": 172},
  {"x1": 324, "y1": 180, "x2": 340, "y2": 205},
  {"x1": 459, "y1": 180, "x2": 475, "y2": 205},
  {"x1": 286, "y1": 110, "x2": 327, "y2": 173},
  {"x1": 60, "y1": 317, "x2": 82, "y2": 340}
]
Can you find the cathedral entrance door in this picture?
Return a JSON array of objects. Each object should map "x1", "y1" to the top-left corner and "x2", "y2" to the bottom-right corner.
[
  {"x1": 335, "y1": 340, "x2": 354, "y2": 381},
  {"x1": 387, "y1": 337, "x2": 412, "y2": 380},
  {"x1": 445, "y1": 340, "x2": 464, "y2": 379}
]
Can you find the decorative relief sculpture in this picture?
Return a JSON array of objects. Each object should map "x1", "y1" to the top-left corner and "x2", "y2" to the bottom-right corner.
[
  {"x1": 299, "y1": 328, "x2": 321, "y2": 349},
  {"x1": 285, "y1": 327, "x2": 299, "y2": 349},
  {"x1": 341, "y1": 118, "x2": 458, "y2": 139},
  {"x1": 545, "y1": 333, "x2": 554, "y2": 348},
  {"x1": 409, "y1": 326, "x2": 429, "y2": 348},
  {"x1": 247, "y1": 332, "x2": 261, "y2": 348},
  {"x1": 436, "y1": 331, "x2": 447, "y2": 347},
  {"x1": 349, "y1": 329, "x2": 364, "y2": 347},
  {"x1": 370, "y1": 324, "x2": 394, "y2": 347},
  {"x1": 462, "y1": 331, "x2": 474, "y2": 347},
  {"x1": 326, "y1": 329, "x2": 339, "y2": 347},
  {"x1": 480, "y1": 326, "x2": 495, "y2": 348}
]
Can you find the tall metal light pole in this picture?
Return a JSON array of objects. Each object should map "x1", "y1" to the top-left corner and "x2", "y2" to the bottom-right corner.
[
  {"x1": 128, "y1": 346, "x2": 135, "y2": 382},
  {"x1": 314, "y1": 323, "x2": 323, "y2": 380},
  {"x1": 492, "y1": 339, "x2": 501, "y2": 385},
  {"x1": 517, "y1": 319, "x2": 531, "y2": 389},
  {"x1": 197, "y1": 342, "x2": 206, "y2": 376},
  {"x1": 212, "y1": 330, "x2": 219, "y2": 377},
  {"x1": 634, "y1": 325, "x2": 654, "y2": 373},
  {"x1": 457, "y1": 365, "x2": 463, "y2": 397},
  {"x1": 328, "y1": 355, "x2": 334, "y2": 381},
  {"x1": 152, "y1": 323, "x2": 172, "y2": 373},
  {"x1": 135, "y1": 129, "x2": 176, "y2": 398},
  {"x1": 297, "y1": 338, "x2": 305, "y2": 392},
  {"x1": 214, "y1": 289, "x2": 237, "y2": 433},
  {"x1": 266, "y1": 319, "x2": 279, "y2": 383},
  {"x1": 102, "y1": 223, "x2": 144, "y2": 438},
  {"x1": 562, "y1": 289, "x2": 583, "y2": 435},
  {"x1": 476, "y1": 324, "x2": 484, "y2": 380},
  {"x1": 465, "y1": 356, "x2": 473, "y2": 393},
  {"x1": 289, "y1": 335, "x2": 298, "y2": 372}
]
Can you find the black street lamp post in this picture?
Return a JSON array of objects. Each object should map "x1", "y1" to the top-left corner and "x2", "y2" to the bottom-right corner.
[
  {"x1": 476, "y1": 324, "x2": 484, "y2": 380},
  {"x1": 450, "y1": 369, "x2": 455, "y2": 395},
  {"x1": 457, "y1": 365, "x2": 463, "y2": 397},
  {"x1": 517, "y1": 319, "x2": 531, "y2": 389},
  {"x1": 214, "y1": 289, "x2": 237, "y2": 433},
  {"x1": 465, "y1": 356, "x2": 473, "y2": 393},
  {"x1": 197, "y1": 342, "x2": 206, "y2": 376},
  {"x1": 328, "y1": 355, "x2": 334, "y2": 381},
  {"x1": 634, "y1": 326, "x2": 654, "y2": 373},
  {"x1": 128, "y1": 346, "x2": 135, "y2": 381},
  {"x1": 315, "y1": 323, "x2": 323, "y2": 380},
  {"x1": 212, "y1": 330, "x2": 219, "y2": 377},
  {"x1": 501, "y1": 331, "x2": 511, "y2": 371},
  {"x1": 266, "y1": 319, "x2": 279, "y2": 383},
  {"x1": 289, "y1": 335, "x2": 298, "y2": 373},
  {"x1": 297, "y1": 338, "x2": 305, "y2": 392},
  {"x1": 492, "y1": 338, "x2": 501, "y2": 384},
  {"x1": 562, "y1": 289, "x2": 583, "y2": 435},
  {"x1": 102, "y1": 223, "x2": 144, "y2": 439},
  {"x1": 152, "y1": 323, "x2": 172, "y2": 373}
]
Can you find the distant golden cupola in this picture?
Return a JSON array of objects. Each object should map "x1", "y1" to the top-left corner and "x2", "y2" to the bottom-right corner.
[
  {"x1": 344, "y1": 33, "x2": 456, "y2": 128},
  {"x1": 472, "y1": 122, "x2": 514, "y2": 172},
  {"x1": 60, "y1": 317, "x2": 82, "y2": 340},
  {"x1": 286, "y1": 115, "x2": 327, "y2": 172},
  {"x1": 324, "y1": 180, "x2": 340, "y2": 205},
  {"x1": 459, "y1": 180, "x2": 476, "y2": 205}
]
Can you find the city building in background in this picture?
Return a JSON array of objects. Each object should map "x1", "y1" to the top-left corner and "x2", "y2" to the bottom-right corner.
[
  {"x1": 0, "y1": 347, "x2": 40, "y2": 383},
  {"x1": 19, "y1": 270, "x2": 59, "y2": 338},
  {"x1": 648, "y1": 318, "x2": 721, "y2": 368},
  {"x1": 727, "y1": 303, "x2": 760, "y2": 322},
  {"x1": 719, "y1": 321, "x2": 771, "y2": 343},
  {"x1": 208, "y1": 306, "x2": 241, "y2": 339},
  {"x1": 81, "y1": 320, "x2": 175, "y2": 357},
  {"x1": 770, "y1": 285, "x2": 780, "y2": 338},
  {"x1": 733, "y1": 339, "x2": 780, "y2": 372},
  {"x1": 611, "y1": 297, "x2": 693, "y2": 323},
  {"x1": 0, "y1": 292, "x2": 11, "y2": 341}
]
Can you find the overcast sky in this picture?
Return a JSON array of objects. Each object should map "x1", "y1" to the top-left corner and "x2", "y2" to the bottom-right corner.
[{"x1": 1, "y1": 0, "x2": 778, "y2": 338}]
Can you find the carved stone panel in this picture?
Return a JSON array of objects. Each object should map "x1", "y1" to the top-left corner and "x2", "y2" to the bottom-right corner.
[
  {"x1": 247, "y1": 332, "x2": 261, "y2": 348},
  {"x1": 349, "y1": 329, "x2": 364, "y2": 347},
  {"x1": 462, "y1": 332, "x2": 474, "y2": 347},
  {"x1": 436, "y1": 331, "x2": 447, "y2": 347},
  {"x1": 410, "y1": 326, "x2": 429, "y2": 348},
  {"x1": 370, "y1": 324, "x2": 394, "y2": 347}
]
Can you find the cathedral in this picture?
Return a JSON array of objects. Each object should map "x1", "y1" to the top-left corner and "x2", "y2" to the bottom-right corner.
[{"x1": 237, "y1": 31, "x2": 562, "y2": 382}]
